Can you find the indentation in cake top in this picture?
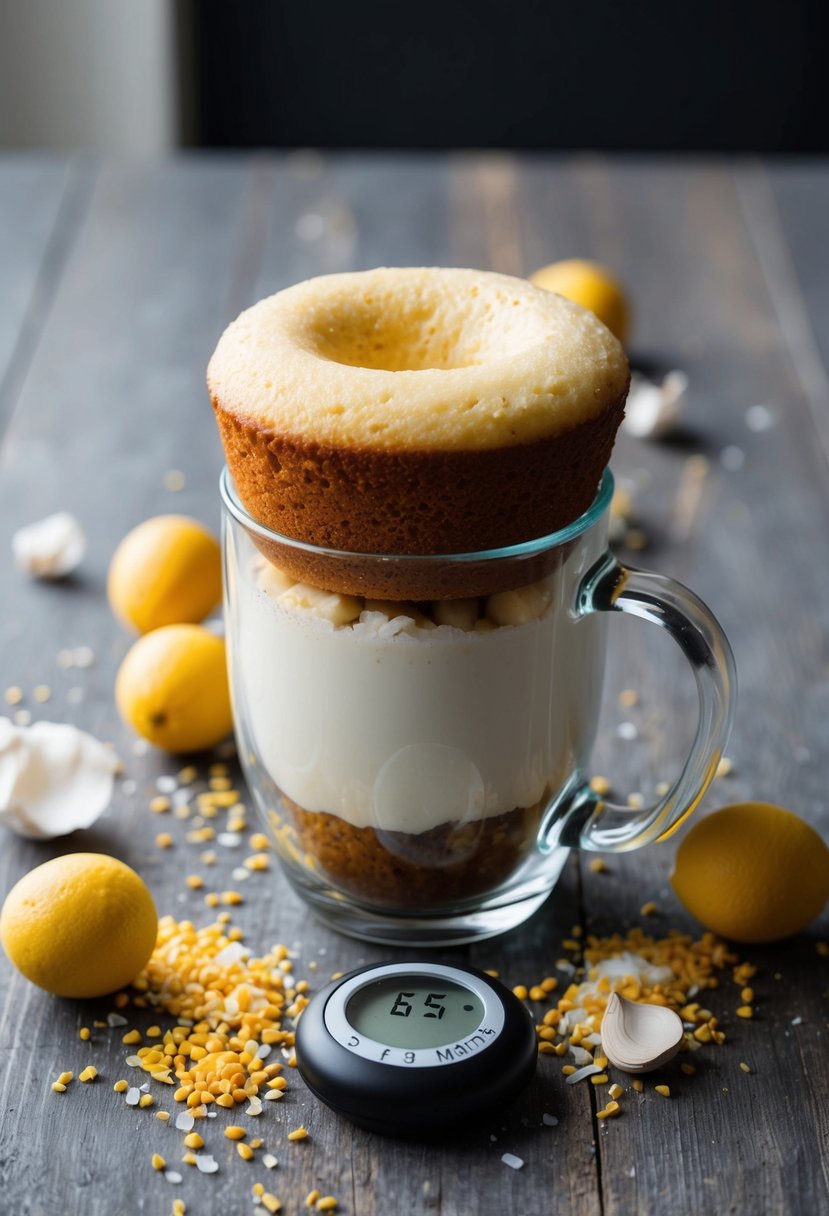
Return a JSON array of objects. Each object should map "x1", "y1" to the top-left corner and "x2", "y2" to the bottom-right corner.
[{"x1": 208, "y1": 266, "x2": 628, "y2": 451}]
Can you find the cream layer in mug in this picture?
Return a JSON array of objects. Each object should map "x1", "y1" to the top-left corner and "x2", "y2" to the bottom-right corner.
[{"x1": 232, "y1": 559, "x2": 607, "y2": 835}]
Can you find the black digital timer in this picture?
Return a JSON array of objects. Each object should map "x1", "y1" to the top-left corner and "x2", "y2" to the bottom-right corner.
[{"x1": 295, "y1": 961, "x2": 537, "y2": 1136}]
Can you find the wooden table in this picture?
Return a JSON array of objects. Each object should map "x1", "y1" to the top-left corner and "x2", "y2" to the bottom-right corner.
[{"x1": 0, "y1": 154, "x2": 827, "y2": 1216}]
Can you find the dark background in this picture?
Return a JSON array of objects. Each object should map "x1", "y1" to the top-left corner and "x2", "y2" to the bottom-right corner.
[{"x1": 179, "y1": 0, "x2": 828, "y2": 152}]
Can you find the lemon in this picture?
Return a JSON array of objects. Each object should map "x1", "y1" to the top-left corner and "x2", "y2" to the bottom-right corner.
[
  {"x1": 0, "y1": 853, "x2": 157, "y2": 997},
  {"x1": 671, "y1": 802, "x2": 829, "y2": 943},
  {"x1": 530, "y1": 259, "x2": 631, "y2": 344},
  {"x1": 116, "y1": 623, "x2": 233, "y2": 753},
  {"x1": 108, "y1": 515, "x2": 222, "y2": 634}
]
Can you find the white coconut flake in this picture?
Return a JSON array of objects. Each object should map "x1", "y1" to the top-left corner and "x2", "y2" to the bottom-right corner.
[
  {"x1": 218, "y1": 832, "x2": 242, "y2": 848},
  {"x1": 73, "y1": 646, "x2": 95, "y2": 668},
  {"x1": 125, "y1": 1087, "x2": 141, "y2": 1105},
  {"x1": 263, "y1": 1153, "x2": 278, "y2": 1169},
  {"x1": 121, "y1": 778, "x2": 137, "y2": 796},
  {"x1": 125, "y1": 1055, "x2": 142, "y2": 1067},
  {"x1": 156, "y1": 775, "x2": 177, "y2": 793},
  {"x1": 501, "y1": 1153, "x2": 524, "y2": 1170},
  {"x1": 569, "y1": 1045, "x2": 594, "y2": 1067},
  {"x1": 622, "y1": 370, "x2": 688, "y2": 440},
  {"x1": 264, "y1": 1089, "x2": 284, "y2": 1101},
  {"x1": 542, "y1": 1113, "x2": 559, "y2": 1127},
  {"x1": 213, "y1": 941, "x2": 249, "y2": 967},
  {"x1": 12, "y1": 512, "x2": 86, "y2": 579},
  {"x1": 195, "y1": 1154, "x2": 219, "y2": 1174},
  {"x1": 106, "y1": 1013, "x2": 128, "y2": 1027},
  {"x1": 175, "y1": 1112, "x2": 195, "y2": 1131},
  {"x1": 256, "y1": 1044, "x2": 272, "y2": 1059},
  {"x1": 164, "y1": 1171, "x2": 183, "y2": 1185},
  {"x1": 246, "y1": 1097, "x2": 263, "y2": 1117},
  {"x1": 207, "y1": 1110, "x2": 217, "y2": 1118},
  {"x1": 566, "y1": 1064, "x2": 604, "y2": 1085},
  {"x1": 232, "y1": 866, "x2": 251, "y2": 881},
  {"x1": 791, "y1": 1016, "x2": 803, "y2": 1026},
  {"x1": 0, "y1": 717, "x2": 119, "y2": 839}
]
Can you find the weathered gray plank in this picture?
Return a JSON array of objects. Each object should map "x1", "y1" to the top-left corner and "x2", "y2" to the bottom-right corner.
[
  {"x1": 513, "y1": 157, "x2": 829, "y2": 1216},
  {"x1": 0, "y1": 156, "x2": 91, "y2": 432}
]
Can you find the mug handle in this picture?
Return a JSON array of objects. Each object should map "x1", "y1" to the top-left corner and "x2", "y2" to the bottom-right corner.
[{"x1": 544, "y1": 553, "x2": 737, "y2": 854}]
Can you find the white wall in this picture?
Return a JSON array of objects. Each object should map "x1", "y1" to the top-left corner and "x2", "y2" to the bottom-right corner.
[{"x1": 0, "y1": 0, "x2": 177, "y2": 154}]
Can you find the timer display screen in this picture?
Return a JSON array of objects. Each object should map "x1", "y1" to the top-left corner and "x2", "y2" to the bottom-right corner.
[{"x1": 346, "y1": 975, "x2": 485, "y2": 1049}]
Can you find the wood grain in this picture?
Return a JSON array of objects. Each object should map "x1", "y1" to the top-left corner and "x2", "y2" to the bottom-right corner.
[{"x1": 0, "y1": 154, "x2": 827, "y2": 1216}]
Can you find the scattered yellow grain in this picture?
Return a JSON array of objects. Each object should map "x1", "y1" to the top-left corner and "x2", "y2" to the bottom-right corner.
[
  {"x1": 173, "y1": 1200, "x2": 186, "y2": 1216},
  {"x1": 150, "y1": 796, "x2": 171, "y2": 814},
  {"x1": 654, "y1": 1085, "x2": 671, "y2": 1098},
  {"x1": 512, "y1": 985, "x2": 528, "y2": 1000},
  {"x1": 182, "y1": 1152, "x2": 198, "y2": 1166},
  {"x1": 741, "y1": 987, "x2": 755, "y2": 1004},
  {"x1": 608, "y1": 1083, "x2": 623, "y2": 1099},
  {"x1": 4, "y1": 686, "x2": 23, "y2": 705},
  {"x1": 305, "y1": 1191, "x2": 321, "y2": 1208},
  {"x1": 287, "y1": 1126, "x2": 309, "y2": 1142},
  {"x1": 183, "y1": 1133, "x2": 204, "y2": 1150},
  {"x1": 736, "y1": 1005, "x2": 753, "y2": 1019},
  {"x1": 739, "y1": 1062, "x2": 752, "y2": 1073},
  {"x1": 561, "y1": 1065, "x2": 576, "y2": 1076},
  {"x1": 619, "y1": 688, "x2": 639, "y2": 708},
  {"x1": 249, "y1": 833, "x2": 271, "y2": 851},
  {"x1": 590, "y1": 1073, "x2": 609, "y2": 1085},
  {"x1": 816, "y1": 941, "x2": 829, "y2": 958},
  {"x1": 588, "y1": 858, "x2": 607, "y2": 874},
  {"x1": 178, "y1": 765, "x2": 198, "y2": 784},
  {"x1": 57, "y1": 1071, "x2": 73, "y2": 1085},
  {"x1": 561, "y1": 939, "x2": 581, "y2": 952},
  {"x1": 122, "y1": 1029, "x2": 142, "y2": 1045},
  {"x1": 151, "y1": 1153, "x2": 166, "y2": 1171},
  {"x1": 79, "y1": 1026, "x2": 91, "y2": 1041},
  {"x1": 51, "y1": 1082, "x2": 67, "y2": 1093},
  {"x1": 220, "y1": 890, "x2": 243, "y2": 906},
  {"x1": 244, "y1": 853, "x2": 271, "y2": 872},
  {"x1": 680, "y1": 1063, "x2": 696, "y2": 1076},
  {"x1": 316, "y1": 1200, "x2": 338, "y2": 1213},
  {"x1": 204, "y1": 892, "x2": 220, "y2": 907},
  {"x1": 114, "y1": 1080, "x2": 128, "y2": 1093},
  {"x1": 262, "y1": 1195, "x2": 281, "y2": 1214},
  {"x1": 224, "y1": 1126, "x2": 246, "y2": 1140},
  {"x1": 640, "y1": 901, "x2": 657, "y2": 917},
  {"x1": 155, "y1": 833, "x2": 173, "y2": 849},
  {"x1": 156, "y1": 1111, "x2": 170, "y2": 1122},
  {"x1": 79, "y1": 1066, "x2": 97, "y2": 1083},
  {"x1": 632, "y1": 1079, "x2": 644, "y2": 1093},
  {"x1": 237, "y1": 1142, "x2": 255, "y2": 1161},
  {"x1": 590, "y1": 776, "x2": 612, "y2": 797},
  {"x1": 528, "y1": 986, "x2": 546, "y2": 1001},
  {"x1": 185, "y1": 875, "x2": 204, "y2": 890},
  {"x1": 139, "y1": 1094, "x2": 154, "y2": 1108}
]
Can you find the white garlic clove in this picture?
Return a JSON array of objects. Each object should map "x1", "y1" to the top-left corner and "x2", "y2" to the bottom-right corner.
[
  {"x1": 12, "y1": 512, "x2": 86, "y2": 579},
  {"x1": 0, "y1": 717, "x2": 119, "y2": 839},
  {"x1": 622, "y1": 370, "x2": 689, "y2": 440},
  {"x1": 601, "y1": 991, "x2": 684, "y2": 1073}
]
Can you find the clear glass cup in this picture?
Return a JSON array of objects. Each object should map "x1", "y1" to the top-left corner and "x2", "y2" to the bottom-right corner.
[{"x1": 221, "y1": 467, "x2": 735, "y2": 945}]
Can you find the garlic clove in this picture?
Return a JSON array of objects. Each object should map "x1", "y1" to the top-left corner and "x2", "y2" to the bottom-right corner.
[
  {"x1": 12, "y1": 512, "x2": 86, "y2": 579},
  {"x1": 601, "y1": 991, "x2": 684, "y2": 1073},
  {"x1": 0, "y1": 717, "x2": 119, "y2": 839},
  {"x1": 622, "y1": 370, "x2": 689, "y2": 440}
]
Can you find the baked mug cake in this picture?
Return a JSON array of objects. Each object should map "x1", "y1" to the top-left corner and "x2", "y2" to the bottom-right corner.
[{"x1": 212, "y1": 267, "x2": 734, "y2": 943}]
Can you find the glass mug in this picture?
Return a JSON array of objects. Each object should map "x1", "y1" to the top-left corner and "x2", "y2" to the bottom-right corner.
[{"x1": 221, "y1": 467, "x2": 735, "y2": 945}]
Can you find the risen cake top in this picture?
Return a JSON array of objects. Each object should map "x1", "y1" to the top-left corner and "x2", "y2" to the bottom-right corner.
[{"x1": 207, "y1": 266, "x2": 628, "y2": 451}]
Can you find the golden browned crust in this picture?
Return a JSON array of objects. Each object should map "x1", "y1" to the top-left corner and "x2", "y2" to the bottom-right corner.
[
  {"x1": 282, "y1": 799, "x2": 543, "y2": 909},
  {"x1": 214, "y1": 389, "x2": 626, "y2": 599}
]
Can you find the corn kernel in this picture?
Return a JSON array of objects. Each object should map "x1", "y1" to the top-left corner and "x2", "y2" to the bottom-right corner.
[
  {"x1": 736, "y1": 1005, "x2": 753, "y2": 1019},
  {"x1": 632, "y1": 1079, "x2": 644, "y2": 1093},
  {"x1": 184, "y1": 1133, "x2": 204, "y2": 1149},
  {"x1": 225, "y1": 1126, "x2": 246, "y2": 1140},
  {"x1": 608, "y1": 1083, "x2": 623, "y2": 1099},
  {"x1": 79, "y1": 1066, "x2": 97, "y2": 1083},
  {"x1": 316, "y1": 1200, "x2": 338, "y2": 1212},
  {"x1": 122, "y1": 1029, "x2": 142, "y2": 1045},
  {"x1": 57, "y1": 1071, "x2": 73, "y2": 1085},
  {"x1": 640, "y1": 901, "x2": 658, "y2": 917},
  {"x1": 262, "y1": 1195, "x2": 282, "y2": 1214},
  {"x1": 588, "y1": 857, "x2": 607, "y2": 874},
  {"x1": 590, "y1": 1074, "x2": 609, "y2": 1085},
  {"x1": 512, "y1": 985, "x2": 528, "y2": 1000},
  {"x1": 79, "y1": 1027, "x2": 91, "y2": 1041},
  {"x1": 156, "y1": 1111, "x2": 170, "y2": 1121},
  {"x1": 237, "y1": 1142, "x2": 254, "y2": 1161},
  {"x1": 51, "y1": 1082, "x2": 67, "y2": 1093},
  {"x1": 306, "y1": 1191, "x2": 321, "y2": 1208},
  {"x1": 151, "y1": 1153, "x2": 166, "y2": 1171},
  {"x1": 155, "y1": 833, "x2": 173, "y2": 849},
  {"x1": 114, "y1": 1080, "x2": 129, "y2": 1093},
  {"x1": 150, "y1": 796, "x2": 171, "y2": 813},
  {"x1": 654, "y1": 1085, "x2": 671, "y2": 1098},
  {"x1": 139, "y1": 1094, "x2": 154, "y2": 1108},
  {"x1": 287, "y1": 1126, "x2": 309, "y2": 1141}
]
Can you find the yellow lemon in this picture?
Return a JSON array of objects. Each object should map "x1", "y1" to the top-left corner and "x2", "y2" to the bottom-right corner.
[
  {"x1": 671, "y1": 802, "x2": 829, "y2": 943},
  {"x1": 530, "y1": 259, "x2": 631, "y2": 344},
  {"x1": 108, "y1": 515, "x2": 222, "y2": 634},
  {"x1": 0, "y1": 853, "x2": 157, "y2": 998},
  {"x1": 115, "y1": 623, "x2": 233, "y2": 753}
]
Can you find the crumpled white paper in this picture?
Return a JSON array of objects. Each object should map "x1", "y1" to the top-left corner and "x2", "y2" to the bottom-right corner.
[
  {"x1": 623, "y1": 370, "x2": 689, "y2": 439},
  {"x1": 12, "y1": 512, "x2": 86, "y2": 579},
  {"x1": 0, "y1": 717, "x2": 119, "y2": 838}
]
